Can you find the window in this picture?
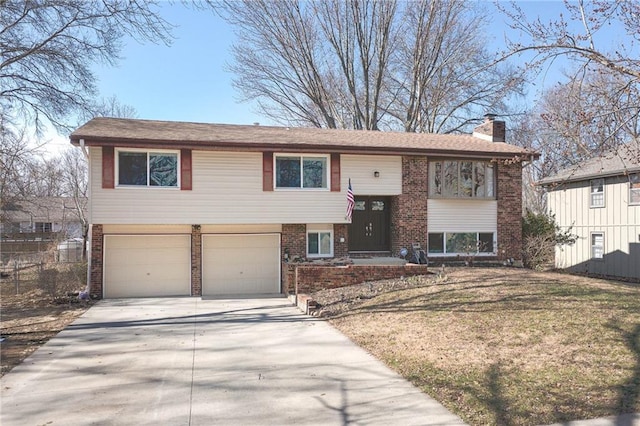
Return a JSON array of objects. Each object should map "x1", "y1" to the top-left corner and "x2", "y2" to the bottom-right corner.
[
  {"x1": 591, "y1": 232, "x2": 604, "y2": 259},
  {"x1": 630, "y1": 173, "x2": 640, "y2": 205},
  {"x1": 428, "y1": 232, "x2": 495, "y2": 255},
  {"x1": 34, "y1": 222, "x2": 52, "y2": 233},
  {"x1": 429, "y1": 161, "x2": 495, "y2": 198},
  {"x1": 307, "y1": 230, "x2": 333, "y2": 257},
  {"x1": 117, "y1": 150, "x2": 179, "y2": 187},
  {"x1": 590, "y1": 178, "x2": 604, "y2": 207},
  {"x1": 275, "y1": 155, "x2": 328, "y2": 189}
]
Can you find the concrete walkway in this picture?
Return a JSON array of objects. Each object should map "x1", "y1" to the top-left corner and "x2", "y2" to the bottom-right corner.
[{"x1": 1, "y1": 297, "x2": 466, "y2": 426}]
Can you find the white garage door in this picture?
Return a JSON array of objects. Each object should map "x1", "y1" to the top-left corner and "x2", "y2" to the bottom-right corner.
[
  {"x1": 104, "y1": 235, "x2": 191, "y2": 298},
  {"x1": 202, "y1": 234, "x2": 280, "y2": 296}
]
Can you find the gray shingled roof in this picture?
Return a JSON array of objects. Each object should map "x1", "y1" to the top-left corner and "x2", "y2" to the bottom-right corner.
[
  {"x1": 70, "y1": 117, "x2": 537, "y2": 159},
  {"x1": 2, "y1": 197, "x2": 87, "y2": 222},
  {"x1": 539, "y1": 143, "x2": 640, "y2": 185}
]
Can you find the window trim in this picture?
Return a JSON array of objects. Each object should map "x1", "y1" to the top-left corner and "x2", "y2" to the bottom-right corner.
[
  {"x1": 428, "y1": 160, "x2": 495, "y2": 199},
  {"x1": 306, "y1": 229, "x2": 334, "y2": 258},
  {"x1": 427, "y1": 231, "x2": 496, "y2": 256},
  {"x1": 274, "y1": 153, "x2": 330, "y2": 191},
  {"x1": 591, "y1": 232, "x2": 605, "y2": 260},
  {"x1": 629, "y1": 173, "x2": 640, "y2": 206},
  {"x1": 590, "y1": 178, "x2": 605, "y2": 208},
  {"x1": 115, "y1": 148, "x2": 181, "y2": 189}
]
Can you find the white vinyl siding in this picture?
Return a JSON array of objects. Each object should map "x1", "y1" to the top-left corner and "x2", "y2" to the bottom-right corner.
[
  {"x1": 427, "y1": 199, "x2": 497, "y2": 233},
  {"x1": 548, "y1": 176, "x2": 640, "y2": 280},
  {"x1": 341, "y1": 155, "x2": 402, "y2": 195},
  {"x1": 90, "y1": 148, "x2": 360, "y2": 224}
]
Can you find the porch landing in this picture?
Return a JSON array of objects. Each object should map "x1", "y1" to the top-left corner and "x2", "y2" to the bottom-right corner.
[{"x1": 350, "y1": 256, "x2": 407, "y2": 266}]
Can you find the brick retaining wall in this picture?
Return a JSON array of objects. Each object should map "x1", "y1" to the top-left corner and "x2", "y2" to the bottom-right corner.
[{"x1": 283, "y1": 263, "x2": 430, "y2": 295}]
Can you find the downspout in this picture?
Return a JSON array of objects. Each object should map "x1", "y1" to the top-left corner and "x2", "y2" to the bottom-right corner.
[
  {"x1": 79, "y1": 138, "x2": 89, "y2": 160},
  {"x1": 78, "y1": 139, "x2": 91, "y2": 299}
]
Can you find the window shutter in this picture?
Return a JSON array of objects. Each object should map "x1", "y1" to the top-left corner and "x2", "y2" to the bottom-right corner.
[
  {"x1": 180, "y1": 149, "x2": 192, "y2": 190},
  {"x1": 263, "y1": 152, "x2": 274, "y2": 191},
  {"x1": 331, "y1": 153, "x2": 341, "y2": 192},
  {"x1": 102, "y1": 146, "x2": 115, "y2": 189}
]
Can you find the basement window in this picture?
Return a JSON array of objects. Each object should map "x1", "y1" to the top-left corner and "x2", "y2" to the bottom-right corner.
[
  {"x1": 428, "y1": 232, "x2": 495, "y2": 255},
  {"x1": 307, "y1": 229, "x2": 333, "y2": 258}
]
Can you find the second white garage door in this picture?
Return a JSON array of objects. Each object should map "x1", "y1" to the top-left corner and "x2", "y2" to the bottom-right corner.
[{"x1": 202, "y1": 234, "x2": 280, "y2": 296}]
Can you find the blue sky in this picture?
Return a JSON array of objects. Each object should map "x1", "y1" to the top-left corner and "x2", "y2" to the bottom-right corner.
[{"x1": 45, "y1": 1, "x2": 627, "y2": 153}]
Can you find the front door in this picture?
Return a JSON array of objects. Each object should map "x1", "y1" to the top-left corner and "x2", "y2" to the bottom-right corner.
[{"x1": 349, "y1": 196, "x2": 390, "y2": 252}]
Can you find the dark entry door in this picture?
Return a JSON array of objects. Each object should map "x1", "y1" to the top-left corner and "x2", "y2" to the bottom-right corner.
[{"x1": 349, "y1": 197, "x2": 390, "y2": 252}]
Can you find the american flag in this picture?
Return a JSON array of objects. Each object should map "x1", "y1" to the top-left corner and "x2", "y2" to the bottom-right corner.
[{"x1": 346, "y1": 179, "x2": 355, "y2": 221}]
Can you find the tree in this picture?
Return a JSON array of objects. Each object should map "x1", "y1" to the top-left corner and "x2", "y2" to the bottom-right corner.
[
  {"x1": 215, "y1": 0, "x2": 525, "y2": 132},
  {"x1": 0, "y1": 0, "x2": 171, "y2": 133},
  {"x1": 498, "y1": 1, "x2": 640, "y2": 81},
  {"x1": 499, "y1": 1, "x2": 640, "y2": 160},
  {"x1": 389, "y1": 1, "x2": 524, "y2": 133},
  {"x1": 508, "y1": 71, "x2": 640, "y2": 213}
]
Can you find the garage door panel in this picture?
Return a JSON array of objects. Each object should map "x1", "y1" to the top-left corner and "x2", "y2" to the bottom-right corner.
[
  {"x1": 202, "y1": 234, "x2": 280, "y2": 296},
  {"x1": 104, "y1": 235, "x2": 191, "y2": 298}
]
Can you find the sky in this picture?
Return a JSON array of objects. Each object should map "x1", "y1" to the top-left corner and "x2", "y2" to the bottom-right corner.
[{"x1": 43, "y1": 0, "x2": 629, "y2": 155}]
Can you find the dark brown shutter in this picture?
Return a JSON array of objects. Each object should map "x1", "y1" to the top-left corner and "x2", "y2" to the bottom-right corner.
[
  {"x1": 331, "y1": 153, "x2": 341, "y2": 192},
  {"x1": 180, "y1": 149, "x2": 192, "y2": 190},
  {"x1": 263, "y1": 152, "x2": 274, "y2": 191},
  {"x1": 102, "y1": 146, "x2": 114, "y2": 189}
]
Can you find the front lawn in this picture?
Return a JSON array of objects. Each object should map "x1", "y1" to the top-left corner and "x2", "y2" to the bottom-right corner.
[{"x1": 312, "y1": 268, "x2": 640, "y2": 426}]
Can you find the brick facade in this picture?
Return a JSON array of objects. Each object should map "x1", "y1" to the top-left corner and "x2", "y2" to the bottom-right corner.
[
  {"x1": 390, "y1": 156, "x2": 429, "y2": 256},
  {"x1": 89, "y1": 224, "x2": 104, "y2": 298},
  {"x1": 191, "y1": 225, "x2": 202, "y2": 296},
  {"x1": 496, "y1": 159, "x2": 523, "y2": 260}
]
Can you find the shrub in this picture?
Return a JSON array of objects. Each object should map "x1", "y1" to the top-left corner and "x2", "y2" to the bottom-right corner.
[
  {"x1": 38, "y1": 262, "x2": 88, "y2": 301},
  {"x1": 522, "y1": 210, "x2": 577, "y2": 270}
]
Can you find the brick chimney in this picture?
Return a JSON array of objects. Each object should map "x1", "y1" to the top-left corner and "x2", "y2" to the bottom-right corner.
[{"x1": 473, "y1": 114, "x2": 506, "y2": 142}]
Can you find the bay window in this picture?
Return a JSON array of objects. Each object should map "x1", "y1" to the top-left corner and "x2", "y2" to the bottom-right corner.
[{"x1": 429, "y1": 160, "x2": 495, "y2": 198}]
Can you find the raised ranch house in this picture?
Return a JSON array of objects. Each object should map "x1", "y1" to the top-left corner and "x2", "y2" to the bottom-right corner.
[
  {"x1": 540, "y1": 144, "x2": 640, "y2": 281},
  {"x1": 71, "y1": 116, "x2": 536, "y2": 298}
]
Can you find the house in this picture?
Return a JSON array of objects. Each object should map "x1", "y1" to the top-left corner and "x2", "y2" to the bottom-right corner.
[
  {"x1": 70, "y1": 116, "x2": 536, "y2": 298},
  {"x1": 0, "y1": 197, "x2": 87, "y2": 263},
  {"x1": 539, "y1": 144, "x2": 640, "y2": 281}
]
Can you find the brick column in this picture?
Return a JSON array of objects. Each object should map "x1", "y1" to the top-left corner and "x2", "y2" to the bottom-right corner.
[
  {"x1": 191, "y1": 225, "x2": 202, "y2": 296},
  {"x1": 89, "y1": 224, "x2": 104, "y2": 299},
  {"x1": 333, "y1": 224, "x2": 349, "y2": 258},
  {"x1": 281, "y1": 224, "x2": 306, "y2": 261},
  {"x1": 497, "y1": 159, "x2": 523, "y2": 260},
  {"x1": 391, "y1": 156, "x2": 428, "y2": 256}
]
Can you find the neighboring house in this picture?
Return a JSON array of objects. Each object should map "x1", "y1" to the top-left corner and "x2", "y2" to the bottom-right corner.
[
  {"x1": 539, "y1": 144, "x2": 640, "y2": 281},
  {"x1": 0, "y1": 197, "x2": 87, "y2": 262},
  {"x1": 70, "y1": 116, "x2": 536, "y2": 298}
]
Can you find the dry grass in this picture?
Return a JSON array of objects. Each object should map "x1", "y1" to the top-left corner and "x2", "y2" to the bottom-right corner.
[
  {"x1": 313, "y1": 268, "x2": 640, "y2": 426},
  {"x1": 0, "y1": 264, "x2": 92, "y2": 377}
]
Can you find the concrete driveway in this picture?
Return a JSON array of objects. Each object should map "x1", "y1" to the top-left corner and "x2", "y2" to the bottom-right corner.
[{"x1": 1, "y1": 297, "x2": 465, "y2": 426}]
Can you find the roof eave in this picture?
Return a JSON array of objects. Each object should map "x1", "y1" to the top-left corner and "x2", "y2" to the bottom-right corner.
[{"x1": 70, "y1": 135, "x2": 537, "y2": 160}]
